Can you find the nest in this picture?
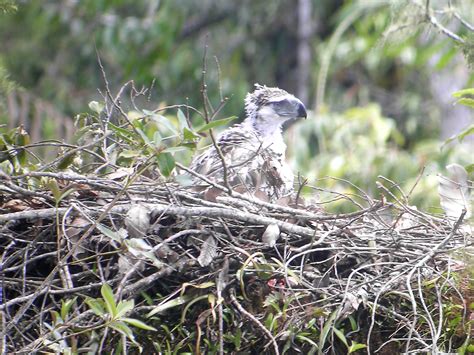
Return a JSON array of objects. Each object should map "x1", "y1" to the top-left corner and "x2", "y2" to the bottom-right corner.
[
  {"x1": 1, "y1": 79, "x2": 472, "y2": 353},
  {"x1": 0, "y1": 169, "x2": 472, "y2": 354}
]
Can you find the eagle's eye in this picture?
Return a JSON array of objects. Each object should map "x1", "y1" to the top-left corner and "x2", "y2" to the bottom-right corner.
[{"x1": 269, "y1": 99, "x2": 291, "y2": 108}]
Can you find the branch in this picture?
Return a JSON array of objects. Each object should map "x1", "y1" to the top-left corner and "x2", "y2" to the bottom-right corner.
[
  {"x1": 448, "y1": 0, "x2": 474, "y2": 32},
  {"x1": 425, "y1": 0, "x2": 465, "y2": 43},
  {"x1": 180, "y1": 9, "x2": 233, "y2": 39},
  {"x1": 404, "y1": 208, "x2": 467, "y2": 352},
  {"x1": 230, "y1": 289, "x2": 280, "y2": 355},
  {"x1": 199, "y1": 40, "x2": 232, "y2": 193},
  {"x1": 149, "y1": 204, "x2": 316, "y2": 238}
]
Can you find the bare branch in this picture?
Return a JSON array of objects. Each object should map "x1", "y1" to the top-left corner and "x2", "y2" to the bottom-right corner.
[{"x1": 230, "y1": 289, "x2": 280, "y2": 355}]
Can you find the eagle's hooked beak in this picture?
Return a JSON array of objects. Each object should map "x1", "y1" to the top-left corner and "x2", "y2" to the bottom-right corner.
[{"x1": 297, "y1": 101, "x2": 307, "y2": 119}]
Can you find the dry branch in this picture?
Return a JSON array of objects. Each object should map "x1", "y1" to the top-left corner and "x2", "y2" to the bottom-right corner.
[
  {"x1": 1, "y1": 168, "x2": 471, "y2": 353},
  {"x1": 1, "y1": 78, "x2": 472, "y2": 353}
]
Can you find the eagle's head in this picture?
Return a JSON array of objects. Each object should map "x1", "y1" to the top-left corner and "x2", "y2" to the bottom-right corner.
[{"x1": 244, "y1": 84, "x2": 307, "y2": 136}]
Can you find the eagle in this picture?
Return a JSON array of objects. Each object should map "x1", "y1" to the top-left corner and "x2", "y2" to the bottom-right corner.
[{"x1": 189, "y1": 84, "x2": 307, "y2": 201}]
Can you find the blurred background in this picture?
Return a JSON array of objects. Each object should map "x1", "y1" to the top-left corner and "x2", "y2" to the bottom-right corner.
[{"x1": 0, "y1": 0, "x2": 472, "y2": 212}]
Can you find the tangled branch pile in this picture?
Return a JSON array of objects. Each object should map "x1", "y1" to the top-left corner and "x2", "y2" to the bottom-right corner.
[
  {"x1": 1, "y1": 169, "x2": 472, "y2": 353},
  {"x1": 0, "y1": 82, "x2": 472, "y2": 354}
]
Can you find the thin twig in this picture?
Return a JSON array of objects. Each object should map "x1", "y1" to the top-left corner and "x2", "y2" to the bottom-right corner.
[
  {"x1": 424, "y1": 0, "x2": 465, "y2": 43},
  {"x1": 199, "y1": 39, "x2": 232, "y2": 193},
  {"x1": 404, "y1": 209, "x2": 466, "y2": 352},
  {"x1": 230, "y1": 289, "x2": 280, "y2": 355}
]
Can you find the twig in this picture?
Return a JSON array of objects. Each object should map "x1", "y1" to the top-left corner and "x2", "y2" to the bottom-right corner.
[
  {"x1": 404, "y1": 209, "x2": 466, "y2": 353},
  {"x1": 178, "y1": 161, "x2": 382, "y2": 221},
  {"x1": 152, "y1": 104, "x2": 204, "y2": 118},
  {"x1": 116, "y1": 229, "x2": 204, "y2": 298},
  {"x1": 1, "y1": 161, "x2": 149, "y2": 333},
  {"x1": 0, "y1": 207, "x2": 69, "y2": 223},
  {"x1": 122, "y1": 259, "x2": 197, "y2": 298},
  {"x1": 216, "y1": 257, "x2": 228, "y2": 355},
  {"x1": 199, "y1": 39, "x2": 232, "y2": 193},
  {"x1": 214, "y1": 56, "x2": 223, "y2": 102},
  {"x1": 230, "y1": 289, "x2": 280, "y2": 355},
  {"x1": 424, "y1": 0, "x2": 465, "y2": 43},
  {"x1": 147, "y1": 204, "x2": 316, "y2": 238}
]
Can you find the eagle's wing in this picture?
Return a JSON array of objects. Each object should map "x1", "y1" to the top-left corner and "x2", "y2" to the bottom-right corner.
[
  {"x1": 189, "y1": 124, "x2": 294, "y2": 199},
  {"x1": 190, "y1": 124, "x2": 264, "y2": 189}
]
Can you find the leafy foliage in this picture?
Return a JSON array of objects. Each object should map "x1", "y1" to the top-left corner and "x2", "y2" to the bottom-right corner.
[
  {"x1": 462, "y1": 33, "x2": 474, "y2": 69},
  {"x1": 289, "y1": 104, "x2": 471, "y2": 212},
  {"x1": 0, "y1": 0, "x2": 16, "y2": 14},
  {"x1": 45, "y1": 284, "x2": 156, "y2": 353}
]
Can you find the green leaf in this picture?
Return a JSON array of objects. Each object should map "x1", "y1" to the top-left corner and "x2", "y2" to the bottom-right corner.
[
  {"x1": 233, "y1": 328, "x2": 242, "y2": 349},
  {"x1": 96, "y1": 224, "x2": 127, "y2": 243},
  {"x1": 141, "y1": 291, "x2": 153, "y2": 305},
  {"x1": 57, "y1": 187, "x2": 76, "y2": 203},
  {"x1": 264, "y1": 313, "x2": 275, "y2": 331},
  {"x1": 153, "y1": 131, "x2": 162, "y2": 146},
  {"x1": 295, "y1": 334, "x2": 318, "y2": 349},
  {"x1": 156, "y1": 152, "x2": 175, "y2": 177},
  {"x1": 197, "y1": 116, "x2": 237, "y2": 133},
  {"x1": 443, "y1": 123, "x2": 474, "y2": 147},
  {"x1": 60, "y1": 297, "x2": 77, "y2": 320},
  {"x1": 319, "y1": 310, "x2": 337, "y2": 350},
  {"x1": 127, "y1": 110, "x2": 144, "y2": 121},
  {"x1": 452, "y1": 88, "x2": 474, "y2": 98},
  {"x1": 254, "y1": 263, "x2": 274, "y2": 280},
  {"x1": 457, "y1": 124, "x2": 474, "y2": 142},
  {"x1": 46, "y1": 179, "x2": 62, "y2": 202},
  {"x1": 348, "y1": 315, "x2": 357, "y2": 331},
  {"x1": 109, "y1": 320, "x2": 135, "y2": 341},
  {"x1": 89, "y1": 101, "x2": 104, "y2": 114},
  {"x1": 15, "y1": 127, "x2": 30, "y2": 147},
  {"x1": 134, "y1": 126, "x2": 151, "y2": 145},
  {"x1": 456, "y1": 98, "x2": 474, "y2": 108},
  {"x1": 465, "y1": 164, "x2": 474, "y2": 173},
  {"x1": 348, "y1": 342, "x2": 367, "y2": 353},
  {"x1": 333, "y1": 327, "x2": 348, "y2": 347},
  {"x1": 177, "y1": 109, "x2": 189, "y2": 130},
  {"x1": 14, "y1": 127, "x2": 30, "y2": 166},
  {"x1": 50, "y1": 310, "x2": 62, "y2": 325},
  {"x1": 180, "y1": 281, "x2": 215, "y2": 294},
  {"x1": 147, "y1": 295, "x2": 191, "y2": 317},
  {"x1": 452, "y1": 88, "x2": 474, "y2": 108},
  {"x1": 435, "y1": 46, "x2": 457, "y2": 70},
  {"x1": 183, "y1": 127, "x2": 200, "y2": 141},
  {"x1": 162, "y1": 146, "x2": 190, "y2": 154},
  {"x1": 119, "y1": 150, "x2": 141, "y2": 159},
  {"x1": 146, "y1": 112, "x2": 178, "y2": 135},
  {"x1": 57, "y1": 153, "x2": 76, "y2": 170},
  {"x1": 108, "y1": 123, "x2": 135, "y2": 143},
  {"x1": 0, "y1": 2, "x2": 18, "y2": 13},
  {"x1": 180, "y1": 294, "x2": 209, "y2": 323},
  {"x1": 101, "y1": 283, "x2": 117, "y2": 318},
  {"x1": 85, "y1": 298, "x2": 106, "y2": 317},
  {"x1": 122, "y1": 317, "x2": 157, "y2": 331},
  {"x1": 306, "y1": 318, "x2": 316, "y2": 329},
  {"x1": 116, "y1": 300, "x2": 135, "y2": 319}
]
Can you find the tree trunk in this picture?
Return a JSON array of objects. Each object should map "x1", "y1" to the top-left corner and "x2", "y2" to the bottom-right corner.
[{"x1": 297, "y1": 0, "x2": 312, "y2": 105}]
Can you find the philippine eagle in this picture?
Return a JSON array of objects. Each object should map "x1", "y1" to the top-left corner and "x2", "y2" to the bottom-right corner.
[{"x1": 189, "y1": 84, "x2": 307, "y2": 201}]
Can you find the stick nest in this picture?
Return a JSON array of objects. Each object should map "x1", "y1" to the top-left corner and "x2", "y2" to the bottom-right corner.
[
  {"x1": 1, "y1": 170, "x2": 472, "y2": 354},
  {"x1": 0, "y1": 80, "x2": 472, "y2": 353}
]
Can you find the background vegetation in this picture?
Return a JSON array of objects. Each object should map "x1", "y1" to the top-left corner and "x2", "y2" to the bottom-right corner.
[{"x1": 0, "y1": 0, "x2": 472, "y2": 213}]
